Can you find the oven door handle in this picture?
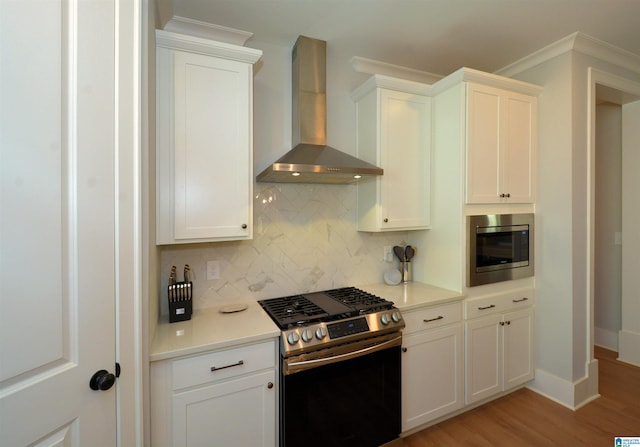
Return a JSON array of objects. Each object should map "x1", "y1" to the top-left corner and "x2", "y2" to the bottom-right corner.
[{"x1": 284, "y1": 335, "x2": 402, "y2": 374}]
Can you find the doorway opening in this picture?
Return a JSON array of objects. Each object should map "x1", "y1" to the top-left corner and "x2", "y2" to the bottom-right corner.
[{"x1": 589, "y1": 68, "x2": 640, "y2": 374}]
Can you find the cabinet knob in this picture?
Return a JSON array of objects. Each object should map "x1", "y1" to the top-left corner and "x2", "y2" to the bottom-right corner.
[
  {"x1": 383, "y1": 218, "x2": 389, "y2": 223},
  {"x1": 499, "y1": 193, "x2": 511, "y2": 198},
  {"x1": 241, "y1": 224, "x2": 248, "y2": 229},
  {"x1": 500, "y1": 321, "x2": 505, "y2": 326},
  {"x1": 267, "y1": 382, "x2": 274, "y2": 389},
  {"x1": 402, "y1": 347, "x2": 407, "y2": 353}
]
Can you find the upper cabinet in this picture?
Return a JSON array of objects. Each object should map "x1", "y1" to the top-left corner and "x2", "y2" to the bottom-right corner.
[
  {"x1": 466, "y1": 82, "x2": 537, "y2": 204},
  {"x1": 352, "y1": 75, "x2": 431, "y2": 232},
  {"x1": 156, "y1": 30, "x2": 262, "y2": 245}
]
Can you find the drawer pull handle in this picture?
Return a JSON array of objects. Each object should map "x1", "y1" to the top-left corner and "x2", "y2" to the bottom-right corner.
[
  {"x1": 210, "y1": 360, "x2": 244, "y2": 372},
  {"x1": 512, "y1": 297, "x2": 529, "y2": 303},
  {"x1": 424, "y1": 316, "x2": 444, "y2": 323},
  {"x1": 478, "y1": 304, "x2": 496, "y2": 310}
]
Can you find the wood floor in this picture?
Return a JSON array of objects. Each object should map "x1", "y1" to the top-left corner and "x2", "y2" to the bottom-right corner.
[{"x1": 403, "y1": 346, "x2": 640, "y2": 446}]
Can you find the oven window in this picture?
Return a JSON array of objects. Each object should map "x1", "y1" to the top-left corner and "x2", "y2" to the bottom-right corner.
[
  {"x1": 476, "y1": 228, "x2": 529, "y2": 268},
  {"x1": 281, "y1": 345, "x2": 400, "y2": 447}
]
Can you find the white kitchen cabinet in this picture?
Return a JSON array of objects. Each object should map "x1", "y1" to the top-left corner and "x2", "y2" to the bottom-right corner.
[
  {"x1": 150, "y1": 339, "x2": 278, "y2": 447},
  {"x1": 401, "y1": 301, "x2": 464, "y2": 432},
  {"x1": 156, "y1": 30, "x2": 262, "y2": 244},
  {"x1": 466, "y1": 82, "x2": 537, "y2": 204},
  {"x1": 352, "y1": 75, "x2": 431, "y2": 231},
  {"x1": 464, "y1": 290, "x2": 535, "y2": 404}
]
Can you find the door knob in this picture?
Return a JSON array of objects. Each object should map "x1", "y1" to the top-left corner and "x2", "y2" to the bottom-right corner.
[{"x1": 90, "y1": 369, "x2": 116, "y2": 391}]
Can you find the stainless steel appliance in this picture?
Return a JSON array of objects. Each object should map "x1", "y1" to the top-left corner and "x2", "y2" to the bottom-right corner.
[
  {"x1": 256, "y1": 36, "x2": 383, "y2": 184},
  {"x1": 259, "y1": 287, "x2": 404, "y2": 447},
  {"x1": 467, "y1": 213, "x2": 534, "y2": 286}
]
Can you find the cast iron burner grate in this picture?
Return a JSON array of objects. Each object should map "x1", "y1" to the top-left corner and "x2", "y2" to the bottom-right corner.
[
  {"x1": 259, "y1": 287, "x2": 394, "y2": 329},
  {"x1": 259, "y1": 295, "x2": 329, "y2": 328},
  {"x1": 324, "y1": 287, "x2": 393, "y2": 314}
]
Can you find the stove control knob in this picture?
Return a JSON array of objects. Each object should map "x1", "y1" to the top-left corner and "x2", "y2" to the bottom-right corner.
[
  {"x1": 301, "y1": 329, "x2": 313, "y2": 343},
  {"x1": 287, "y1": 332, "x2": 300, "y2": 345},
  {"x1": 391, "y1": 311, "x2": 402, "y2": 323},
  {"x1": 380, "y1": 313, "x2": 390, "y2": 325},
  {"x1": 315, "y1": 327, "x2": 327, "y2": 340}
]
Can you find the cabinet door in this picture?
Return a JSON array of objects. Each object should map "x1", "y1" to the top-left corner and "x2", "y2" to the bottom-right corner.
[
  {"x1": 466, "y1": 83, "x2": 502, "y2": 204},
  {"x1": 402, "y1": 324, "x2": 463, "y2": 431},
  {"x1": 503, "y1": 92, "x2": 536, "y2": 203},
  {"x1": 503, "y1": 307, "x2": 535, "y2": 389},
  {"x1": 172, "y1": 370, "x2": 276, "y2": 447},
  {"x1": 157, "y1": 47, "x2": 253, "y2": 244},
  {"x1": 466, "y1": 83, "x2": 536, "y2": 204},
  {"x1": 465, "y1": 313, "x2": 503, "y2": 404},
  {"x1": 379, "y1": 89, "x2": 431, "y2": 229}
]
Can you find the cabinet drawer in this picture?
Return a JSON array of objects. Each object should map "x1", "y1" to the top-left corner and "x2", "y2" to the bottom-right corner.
[
  {"x1": 172, "y1": 340, "x2": 276, "y2": 391},
  {"x1": 403, "y1": 302, "x2": 462, "y2": 334},
  {"x1": 465, "y1": 288, "x2": 535, "y2": 320}
]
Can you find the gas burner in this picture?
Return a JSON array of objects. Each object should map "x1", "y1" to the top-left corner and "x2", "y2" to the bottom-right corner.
[
  {"x1": 259, "y1": 286, "x2": 404, "y2": 358},
  {"x1": 258, "y1": 287, "x2": 395, "y2": 330}
]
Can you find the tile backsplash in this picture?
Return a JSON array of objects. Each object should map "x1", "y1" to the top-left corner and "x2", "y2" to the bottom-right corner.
[{"x1": 160, "y1": 182, "x2": 409, "y2": 315}]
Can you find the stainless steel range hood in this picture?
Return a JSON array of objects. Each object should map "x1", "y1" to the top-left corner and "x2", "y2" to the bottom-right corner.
[{"x1": 256, "y1": 36, "x2": 383, "y2": 184}]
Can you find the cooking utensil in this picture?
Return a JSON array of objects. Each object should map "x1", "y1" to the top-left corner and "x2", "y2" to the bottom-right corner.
[
  {"x1": 393, "y1": 245, "x2": 405, "y2": 261},
  {"x1": 405, "y1": 245, "x2": 415, "y2": 262}
]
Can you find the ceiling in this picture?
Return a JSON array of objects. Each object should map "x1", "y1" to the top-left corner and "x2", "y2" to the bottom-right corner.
[{"x1": 160, "y1": 0, "x2": 640, "y2": 76}]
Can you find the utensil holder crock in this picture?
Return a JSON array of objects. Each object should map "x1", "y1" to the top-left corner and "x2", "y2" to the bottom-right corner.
[{"x1": 400, "y1": 261, "x2": 411, "y2": 283}]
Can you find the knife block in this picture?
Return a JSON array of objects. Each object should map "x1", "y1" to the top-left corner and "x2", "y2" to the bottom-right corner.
[{"x1": 168, "y1": 281, "x2": 193, "y2": 323}]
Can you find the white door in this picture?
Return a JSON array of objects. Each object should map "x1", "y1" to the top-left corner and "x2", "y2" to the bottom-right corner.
[{"x1": 1, "y1": 1, "x2": 119, "y2": 445}]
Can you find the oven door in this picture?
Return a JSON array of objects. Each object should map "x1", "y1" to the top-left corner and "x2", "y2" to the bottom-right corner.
[{"x1": 280, "y1": 333, "x2": 401, "y2": 447}]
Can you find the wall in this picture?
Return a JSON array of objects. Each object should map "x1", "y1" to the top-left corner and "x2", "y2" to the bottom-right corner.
[
  {"x1": 594, "y1": 103, "x2": 622, "y2": 350},
  {"x1": 503, "y1": 37, "x2": 640, "y2": 407},
  {"x1": 157, "y1": 41, "x2": 409, "y2": 315},
  {"x1": 503, "y1": 53, "x2": 576, "y2": 384}
]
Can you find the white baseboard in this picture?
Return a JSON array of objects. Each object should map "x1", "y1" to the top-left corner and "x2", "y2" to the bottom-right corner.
[
  {"x1": 527, "y1": 362, "x2": 600, "y2": 410},
  {"x1": 619, "y1": 329, "x2": 640, "y2": 366},
  {"x1": 594, "y1": 327, "x2": 619, "y2": 351}
]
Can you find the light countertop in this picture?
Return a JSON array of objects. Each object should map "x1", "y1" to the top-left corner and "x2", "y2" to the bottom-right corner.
[
  {"x1": 149, "y1": 300, "x2": 280, "y2": 362},
  {"x1": 149, "y1": 282, "x2": 463, "y2": 362},
  {"x1": 359, "y1": 281, "x2": 465, "y2": 312}
]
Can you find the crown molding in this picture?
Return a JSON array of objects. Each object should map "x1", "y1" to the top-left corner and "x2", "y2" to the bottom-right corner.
[
  {"x1": 350, "y1": 74, "x2": 432, "y2": 101},
  {"x1": 351, "y1": 56, "x2": 443, "y2": 85},
  {"x1": 430, "y1": 67, "x2": 543, "y2": 96},
  {"x1": 163, "y1": 16, "x2": 254, "y2": 46},
  {"x1": 156, "y1": 30, "x2": 262, "y2": 64},
  {"x1": 496, "y1": 32, "x2": 640, "y2": 78}
]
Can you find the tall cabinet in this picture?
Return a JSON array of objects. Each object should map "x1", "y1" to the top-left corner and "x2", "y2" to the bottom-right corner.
[
  {"x1": 156, "y1": 30, "x2": 262, "y2": 244},
  {"x1": 408, "y1": 68, "x2": 542, "y2": 290}
]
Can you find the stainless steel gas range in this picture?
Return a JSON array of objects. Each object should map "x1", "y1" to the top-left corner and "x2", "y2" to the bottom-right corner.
[{"x1": 259, "y1": 287, "x2": 405, "y2": 447}]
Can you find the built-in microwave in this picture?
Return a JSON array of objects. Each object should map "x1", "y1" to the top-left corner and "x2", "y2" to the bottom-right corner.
[{"x1": 467, "y1": 213, "x2": 534, "y2": 287}]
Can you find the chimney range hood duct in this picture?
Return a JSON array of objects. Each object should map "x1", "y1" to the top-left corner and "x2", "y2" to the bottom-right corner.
[{"x1": 256, "y1": 36, "x2": 383, "y2": 184}]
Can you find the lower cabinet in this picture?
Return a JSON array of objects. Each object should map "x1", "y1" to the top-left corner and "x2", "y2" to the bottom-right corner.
[
  {"x1": 401, "y1": 302, "x2": 464, "y2": 432},
  {"x1": 465, "y1": 303, "x2": 534, "y2": 405},
  {"x1": 151, "y1": 339, "x2": 278, "y2": 447}
]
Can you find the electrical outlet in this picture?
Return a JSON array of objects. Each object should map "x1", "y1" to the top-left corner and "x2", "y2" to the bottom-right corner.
[
  {"x1": 383, "y1": 246, "x2": 393, "y2": 262},
  {"x1": 206, "y1": 260, "x2": 220, "y2": 280}
]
